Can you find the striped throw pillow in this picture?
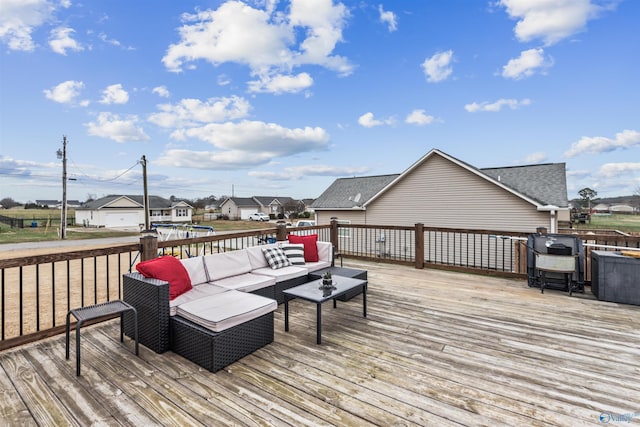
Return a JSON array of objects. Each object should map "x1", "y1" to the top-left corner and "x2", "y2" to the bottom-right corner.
[{"x1": 281, "y1": 244, "x2": 306, "y2": 266}]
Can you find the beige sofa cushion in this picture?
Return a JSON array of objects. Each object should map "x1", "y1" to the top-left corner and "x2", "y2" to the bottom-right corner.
[
  {"x1": 204, "y1": 250, "x2": 252, "y2": 281},
  {"x1": 302, "y1": 260, "x2": 332, "y2": 272},
  {"x1": 180, "y1": 256, "x2": 209, "y2": 286},
  {"x1": 252, "y1": 265, "x2": 308, "y2": 282},
  {"x1": 169, "y1": 283, "x2": 228, "y2": 316},
  {"x1": 176, "y1": 290, "x2": 277, "y2": 332},
  {"x1": 211, "y1": 272, "x2": 275, "y2": 293},
  {"x1": 246, "y1": 244, "x2": 274, "y2": 269}
]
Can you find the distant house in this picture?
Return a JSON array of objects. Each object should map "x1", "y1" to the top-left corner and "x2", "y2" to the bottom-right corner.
[
  {"x1": 610, "y1": 204, "x2": 634, "y2": 213},
  {"x1": 312, "y1": 148, "x2": 569, "y2": 233},
  {"x1": 592, "y1": 203, "x2": 610, "y2": 213},
  {"x1": 75, "y1": 195, "x2": 193, "y2": 229},
  {"x1": 35, "y1": 199, "x2": 82, "y2": 209},
  {"x1": 36, "y1": 200, "x2": 60, "y2": 209},
  {"x1": 219, "y1": 197, "x2": 261, "y2": 220},
  {"x1": 253, "y1": 196, "x2": 297, "y2": 217},
  {"x1": 219, "y1": 196, "x2": 300, "y2": 219}
]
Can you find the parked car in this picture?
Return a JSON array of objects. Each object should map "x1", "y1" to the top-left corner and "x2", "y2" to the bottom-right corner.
[
  {"x1": 248, "y1": 212, "x2": 270, "y2": 221},
  {"x1": 295, "y1": 220, "x2": 315, "y2": 227}
]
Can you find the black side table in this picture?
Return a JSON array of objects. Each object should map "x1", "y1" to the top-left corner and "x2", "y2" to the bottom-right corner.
[{"x1": 65, "y1": 300, "x2": 139, "y2": 376}]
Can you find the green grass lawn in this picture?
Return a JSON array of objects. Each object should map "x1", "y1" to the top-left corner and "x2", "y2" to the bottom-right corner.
[
  {"x1": 572, "y1": 214, "x2": 640, "y2": 234},
  {"x1": 0, "y1": 208, "x2": 277, "y2": 244}
]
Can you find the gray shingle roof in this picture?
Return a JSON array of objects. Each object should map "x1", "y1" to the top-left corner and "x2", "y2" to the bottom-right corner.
[
  {"x1": 253, "y1": 196, "x2": 295, "y2": 206},
  {"x1": 312, "y1": 149, "x2": 568, "y2": 209},
  {"x1": 78, "y1": 195, "x2": 190, "y2": 210},
  {"x1": 311, "y1": 175, "x2": 399, "y2": 209},
  {"x1": 226, "y1": 197, "x2": 260, "y2": 207},
  {"x1": 480, "y1": 163, "x2": 568, "y2": 207}
]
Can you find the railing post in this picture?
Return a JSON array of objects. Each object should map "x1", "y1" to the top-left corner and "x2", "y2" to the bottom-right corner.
[
  {"x1": 330, "y1": 218, "x2": 339, "y2": 253},
  {"x1": 276, "y1": 223, "x2": 288, "y2": 241},
  {"x1": 140, "y1": 235, "x2": 158, "y2": 262},
  {"x1": 415, "y1": 223, "x2": 424, "y2": 269}
]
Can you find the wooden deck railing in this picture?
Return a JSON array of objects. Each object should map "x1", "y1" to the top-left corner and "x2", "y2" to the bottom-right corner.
[{"x1": 1, "y1": 222, "x2": 638, "y2": 349}]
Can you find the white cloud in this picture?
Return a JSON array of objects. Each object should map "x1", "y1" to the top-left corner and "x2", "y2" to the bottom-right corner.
[
  {"x1": 157, "y1": 120, "x2": 330, "y2": 170},
  {"x1": 157, "y1": 149, "x2": 273, "y2": 170},
  {"x1": 502, "y1": 48, "x2": 552, "y2": 80},
  {"x1": 378, "y1": 5, "x2": 397, "y2": 32},
  {"x1": 217, "y1": 74, "x2": 232, "y2": 86},
  {"x1": 43, "y1": 80, "x2": 85, "y2": 104},
  {"x1": 152, "y1": 86, "x2": 170, "y2": 98},
  {"x1": 249, "y1": 164, "x2": 370, "y2": 180},
  {"x1": 148, "y1": 96, "x2": 251, "y2": 128},
  {"x1": 523, "y1": 152, "x2": 548, "y2": 163},
  {"x1": 85, "y1": 112, "x2": 149, "y2": 142},
  {"x1": 99, "y1": 84, "x2": 129, "y2": 104},
  {"x1": 421, "y1": 50, "x2": 453, "y2": 83},
  {"x1": 565, "y1": 129, "x2": 640, "y2": 157},
  {"x1": 598, "y1": 162, "x2": 640, "y2": 178},
  {"x1": 48, "y1": 26, "x2": 83, "y2": 55},
  {"x1": 171, "y1": 120, "x2": 329, "y2": 152},
  {"x1": 497, "y1": 0, "x2": 611, "y2": 46},
  {"x1": 0, "y1": 0, "x2": 54, "y2": 51},
  {"x1": 405, "y1": 109, "x2": 435, "y2": 126},
  {"x1": 464, "y1": 98, "x2": 531, "y2": 113},
  {"x1": 357, "y1": 112, "x2": 395, "y2": 128},
  {"x1": 162, "y1": 0, "x2": 352, "y2": 93},
  {"x1": 247, "y1": 72, "x2": 313, "y2": 94}
]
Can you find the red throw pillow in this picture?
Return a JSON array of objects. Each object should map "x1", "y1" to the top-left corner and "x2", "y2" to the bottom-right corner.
[
  {"x1": 136, "y1": 256, "x2": 192, "y2": 300},
  {"x1": 288, "y1": 234, "x2": 319, "y2": 262}
]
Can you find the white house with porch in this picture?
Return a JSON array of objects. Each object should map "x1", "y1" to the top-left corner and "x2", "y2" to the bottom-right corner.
[{"x1": 75, "y1": 195, "x2": 193, "y2": 229}]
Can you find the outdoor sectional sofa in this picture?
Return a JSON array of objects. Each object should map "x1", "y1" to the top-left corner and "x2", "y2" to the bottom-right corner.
[{"x1": 123, "y1": 238, "x2": 333, "y2": 372}]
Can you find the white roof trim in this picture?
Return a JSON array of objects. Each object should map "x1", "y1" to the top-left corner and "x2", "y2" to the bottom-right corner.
[{"x1": 363, "y1": 148, "x2": 545, "y2": 208}]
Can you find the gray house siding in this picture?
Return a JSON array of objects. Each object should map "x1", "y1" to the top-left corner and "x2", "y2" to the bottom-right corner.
[
  {"x1": 315, "y1": 209, "x2": 365, "y2": 226},
  {"x1": 332, "y1": 154, "x2": 550, "y2": 233}
]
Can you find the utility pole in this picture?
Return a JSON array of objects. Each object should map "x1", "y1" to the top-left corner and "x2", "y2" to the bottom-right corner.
[
  {"x1": 57, "y1": 136, "x2": 68, "y2": 239},
  {"x1": 141, "y1": 155, "x2": 150, "y2": 231}
]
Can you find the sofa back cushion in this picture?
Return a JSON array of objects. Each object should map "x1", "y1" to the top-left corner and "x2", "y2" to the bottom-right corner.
[
  {"x1": 204, "y1": 250, "x2": 252, "y2": 281},
  {"x1": 180, "y1": 256, "x2": 208, "y2": 286},
  {"x1": 136, "y1": 256, "x2": 192, "y2": 300},
  {"x1": 288, "y1": 234, "x2": 319, "y2": 262},
  {"x1": 316, "y1": 241, "x2": 333, "y2": 264},
  {"x1": 246, "y1": 245, "x2": 273, "y2": 269}
]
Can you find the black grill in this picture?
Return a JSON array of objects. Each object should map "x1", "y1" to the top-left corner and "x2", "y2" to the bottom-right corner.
[{"x1": 527, "y1": 233, "x2": 585, "y2": 295}]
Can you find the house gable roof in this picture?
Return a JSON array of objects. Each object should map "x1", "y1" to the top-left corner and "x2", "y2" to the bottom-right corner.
[
  {"x1": 78, "y1": 195, "x2": 193, "y2": 210},
  {"x1": 311, "y1": 174, "x2": 399, "y2": 209},
  {"x1": 313, "y1": 149, "x2": 568, "y2": 210},
  {"x1": 253, "y1": 196, "x2": 295, "y2": 206},
  {"x1": 480, "y1": 163, "x2": 568, "y2": 207},
  {"x1": 222, "y1": 197, "x2": 260, "y2": 208}
]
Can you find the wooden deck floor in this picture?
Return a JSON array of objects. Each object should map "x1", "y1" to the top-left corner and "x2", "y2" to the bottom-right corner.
[{"x1": 1, "y1": 260, "x2": 639, "y2": 426}]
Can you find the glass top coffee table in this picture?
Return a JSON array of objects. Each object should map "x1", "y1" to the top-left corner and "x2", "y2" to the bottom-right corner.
[{"x1": 283, "y1": 275, "x2": 367, "y2": 344}]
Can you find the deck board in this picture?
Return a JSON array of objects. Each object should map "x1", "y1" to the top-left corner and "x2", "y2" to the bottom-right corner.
[{"x1": 1, "y1": 260, "x2": 639, "y2": 426}]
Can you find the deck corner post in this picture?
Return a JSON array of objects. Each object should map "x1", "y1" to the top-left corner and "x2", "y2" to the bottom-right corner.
[
  {"x1": 276, "y1": 223, "x2": 288, "y2": 241},
  {"x1": 140, "y1": 235, "x2": 158, "y2": 262},
  {"x1": 330, "y1": 218, "x2": 339, "y2": 253},
  {"x1": 415, "y1": 223, "x2": 424, "y2": 269}
]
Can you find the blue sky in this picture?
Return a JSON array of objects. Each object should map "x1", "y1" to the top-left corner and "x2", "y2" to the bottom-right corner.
[{"x1": 1, "y1": 0, "x2": 639, "y2": 203}]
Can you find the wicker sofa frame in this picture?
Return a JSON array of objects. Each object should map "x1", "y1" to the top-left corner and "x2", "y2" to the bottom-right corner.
[{"x1": 123, "y1": 272, "x2": 286, "y2": 372}]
